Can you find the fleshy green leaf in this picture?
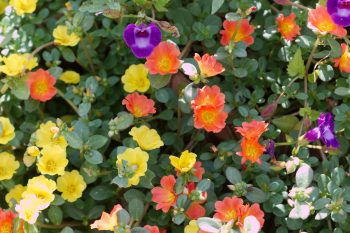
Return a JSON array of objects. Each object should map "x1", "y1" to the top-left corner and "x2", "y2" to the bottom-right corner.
[{"x1": 287, "y1": 48, "x2": 305, "y2": 78}]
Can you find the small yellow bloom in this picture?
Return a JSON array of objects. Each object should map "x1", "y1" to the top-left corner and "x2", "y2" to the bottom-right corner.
[
  {"x1": 0, "y1": 117, "x2": 15, "y2": 144},
  {"x1": 15, "y1": 194, "x2": 44, "y2": 224},
  {"x1": 0, "y1": 0, "x2": 8, "y2": 14},
  {"x1": 60, "y1": 70, "x2": 80, "y2": 84},
  {"x1": 129, "y1": 125, "x2": 164, "y2": 151},
  {"x1": 53, "y1": 25, "x2": 80, "y2": 47},
  {"x1": 0, "y1": 53, "x2": 37, "y2": 76},
  {"x1": 37, "y1": 146, "x2": 68, "y2": 176},
  {"x1": 57, "y1": 170, "x2": 87, "y2": 202},
  {"x1": 23, "y1": 153, "x2": 36, "y2": 167},
  {"x1": 116, "y1": 147, "x2": 149, "y2": 187},
  {"x1": 0, "y1": 152, "x2": 19, "y2": 180},
  {"x1": 169, "y1": 150, "x2": 197, "y2": 173},
  {"x1": 26, "y1": 146, "x2": 40, "y2": 156},
  {"x1": 121, "y1": 64, "x2": 150, "y2": 93},
  {"x1": 35, "y1": 121, "x2": 67, "y2": 150},
  {"x1": 5, "y1": 184, "x2": 26, "y2": 207},
  {"x1": 185, "y1": 220, "x2": 199, "y2": 233},
  {"x1": 23, "y1": 175, "x2": 56, "y2": 209},
  {"x1": 9, "y1": 0, "x2": 37, "y2": 15}
]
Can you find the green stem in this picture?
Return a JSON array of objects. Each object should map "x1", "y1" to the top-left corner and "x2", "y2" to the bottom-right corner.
[
  {"x1": 286, "y1": 0, "x2": 310, "y2": 11},
  {"x1": 31, "y1": 41, "x2": 55, "y2": 58},
  {"x1": 275, "y1": 142, "x2": 294, "y2": 147},
  {"x1": 57, "y1": 89, "x2": 79, "y2": 114}
]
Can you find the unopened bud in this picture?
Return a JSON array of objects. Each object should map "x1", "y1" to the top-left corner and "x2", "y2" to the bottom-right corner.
[
  {"x1": 159, "y1": 21, "x2": 180, "y2": 38},
  {"x1": 50, "y1": 126, "x2": 60, "y2": 134},
  {"x1": 260, "y1": 102, "x2": 277, "y2": 119},
  {"x1": 26, "y1": 146, "x2": 40, "y2": 157}
]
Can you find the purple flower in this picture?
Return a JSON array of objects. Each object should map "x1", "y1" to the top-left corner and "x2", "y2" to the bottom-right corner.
[
  {"x1": 123, "y1": 23, "x2": 162, "y2": 58},
  {"x1": 327, "y1": 0, "x2": 350, "y2": 27},
  {"x1": 265, "y1": 140, "x2": 275, "y2": 158},
  {"x1": 305, "y1": 112, "x2": 339, "y2": 148}
]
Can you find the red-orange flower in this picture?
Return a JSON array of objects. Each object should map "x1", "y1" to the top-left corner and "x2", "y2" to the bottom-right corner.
[
  {"x1": 144, "y1": 225, "x2": 166, "y2": 233},
  {"x1": 307, "y1": 6, "x2": 347, "y2": 37},
  {"x1": 220, "y1": 19, "x2": 254, "y2": 46},
  {"x1": 214, "y1": 197, "x2": 243, "y2": 222},
  {"x1": 194, "y1": 53, "x2": 225, "y2": 78},
  {"x1": 235, "y1": 120, "x2": 268, "y2": 140},
  {"x1": 122, "y1": 92, "x2": 156, "y2": 118},
  {"x1": 185, "y1": 202, "x2": 206, "y2": 220},
  {"x1": 191, "y1": 85, "x2": 225, "y2": 110},
  {"x1": 276, "y1": 13, "x2": 301, "y2": 41},
  {"x1": 151, "y1": 175, "x2": 177, "y2": 213},
  {"x1": 333, "y1": 43, "x2": 350, "y2": 73},
  {"x1": 193, "y1": 105, "x2": 228, "y2": 133},
  {"x1": 237, "y1": 203, "x2": 265, "y2": 231},
  {"x1": 145, "y1": 41, "x2": 181, "y2": 75},
  {"x1": 237, "y1": 138, "x2": 265, "y2": 164},
  {"x1": 26, "y1": 69, "x2": 57, "y2": 102},
  {"x1": 90, "y1": 204, "x2": 123, "y2": 231},
  {"x1": 0, "y1": 208, "x2": 24, "y2": 233},
  {"x1": 193, "y1": 161, "x2": 205, "y2": 181}
]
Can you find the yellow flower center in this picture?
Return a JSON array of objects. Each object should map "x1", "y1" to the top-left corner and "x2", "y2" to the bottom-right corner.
[
  {"x1": 0, "y1": 167, "x2": 5, "y2": 177},
  {"x1": 133, "y1": 106, "x2": 143, "y2": 117},
  {"x1": 0, "y1": 222, "x2": 12, "y2": 233},
  {"x1": 66, "y1": 184, "x2": 76, "y2": 194},
  {"x1": 34, "y1": 80, "x2": 48, "y2": 95},
  {"x1": 281, "y1": 23, "x2": 294, "y2": 34},
  {"x1": 225, "y1": 210, "x2": 237, "y2": 220},
  {"x1": 318, "y1": 21, "x2": 335, "y2": 32},
  {"x1": 201, "y1": 111, "x2": 215, "y2": 123},
  {"x1": 45, "y1": 160, "x2": 57, "y2": 172},
  {"x1": 245, "y1": 142, "x2": 259, "y2": 159},
  {"x1": 158, "y1": 57, "x2": 171, "y2": 71}
]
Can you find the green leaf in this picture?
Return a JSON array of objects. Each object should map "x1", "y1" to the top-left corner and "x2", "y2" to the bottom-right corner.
[
  {"x1": 80, "y1": 161, "x2": 100, "y2": 184},
  {"x1": 114, "y1": 112, "x2": 134, "y2": 131},
  {"x1": 48, "y1": 206, "x2": 63, "y2": 225},
  {"x1": 296, "y1": 164, "x2": 313, "y2": 188},
  {"x1": 155, "y1": 88, "x2": 170, "y2": 103},
  {"x1": 117, "y1": 209, "x2": 130, "y2": 225},
  {"x1": 128, "y1": 198, "x2": 144, "y2": 220},
  {"x1": 132, "y1": 228, "x2": 150, "y2": 233},
  {"x1": 87, "y1": 205, "x2": 105, "y2": 219},
  {"x1": 335, "y1": 87, "x2": 350, "y2": 96},
  {"x1": 11, "y1": 78, "x2": 29, "y2": 100},
  {"x1": 63, "y1": 131, "x2": 84, "y2": 149},
  {"x1": 149, "y1": 74, "x2": 171, "y2": 89},
  {"x1": 61, "y1": 47, "x2": 76, "y2": 62},
  {"x1": 287, "y1": 48, "x2": 305, "y2": 78},
  {"x1": 49, "y1": 67, "x2": 63, "y2": 79},
  {"x1": 84, "y1": 149, "x2": 103, "y2": 164},
  {"x1": 79, "y1": 0, "x2": 121, "y2": 18},
  {"x1": 197, "y1": 179, "x2": 211, "y2": 191},
  {"x1": 246, "y1": 187, "x2": 267, "y2": 203},
  {"x1": 78, "y1": 102, "x2": 91, "y2": 117},
  {"x1": 225, "y1": 167, "x2": 242, "y2": 184},
  {"x1": 153, "y1": 0, "x2": 170, "y2": 11},
  {"x1": 211, "y1": 0, "x2": 224, "y2": 14},
  {"x1": 87, "y1": 135, "x2": 108, "y2": 149},
  {"x1": 272, "y1": 115, "x2": 299, "y2": 133},
  {"x1": 318, "y1": 64, "x2": 334, "y2": 82},
  {"x1": 327, "y1": 38, "x2": 342, "y2": 58},
  {"x1": 124, "y1": 189, "x2": 146, "y2": 203},
  {"x1": 89, "y1": 185, "x2": 115, "y2": 200},
  {"x1": 23, "y1": 222, "x2": 39, "y2": 233}
]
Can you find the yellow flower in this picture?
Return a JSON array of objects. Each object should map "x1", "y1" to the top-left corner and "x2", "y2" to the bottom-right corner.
[
  {"x1": 23, "y1": 175, "x2": 56, "y2": 209},
  {"x1": 15, "y1": 194, "x2": 44, "y2": 224},
  {"x1": 0, "y1": 0, "x2": 8, "y2": 14},
  {"x1": 121, "y1": 64, "x2": 150, "y2": 93},
  {"x1": 0, "y1": 117, "x2": 15, "y2": 144},
  {"x1": 60, "y1": 70, "x2": 80, "y2": 84},
  {"x1": 185, "y1": 220, "x2": 199, "y2": 233},
  {"x1": 0, "y1": 53, "x2": 37, "y2": 76},
  {"x1": 116, "y1": 147, "x2": 149, "y2": 187},
  {"x1": 5, "y1": 184, "x2": 26, "y2": 208},
  {"x1": 37, "y1": 146, "x2": 68, "y2": 176},
  {"x1": 169, "y1": 150, "x2": 197, "y2": 173},
  {"x1": 129, "y1": 125, "x2": 164, "y2": 151},
  {"x1": 26, "y1": 145, "x2": 40, "y2": 156},
  {"x1": 9, "y1": 0, "x2": 37, "y2": 15},
  {"x1": 35, "y1": 121, "x2": 67, "y2": 150},
  {"x1": 57, "y1": 170, "x2": 87, "y2": 202},
  {"x1": 53, "y1": 25, "x2": 80, "y2": 47},
  {"x1": 0, "y1": 152, "x2": 19, "y2": 180}
]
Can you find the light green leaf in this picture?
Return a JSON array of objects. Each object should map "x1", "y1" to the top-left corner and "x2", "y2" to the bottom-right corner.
[
  {"x1": 48, "y1": 206, "x2": 63, "y2": 225},
  {"x1": 84, "y1": 149, "x2": 103, "y2": 164},
  {"x1": 63, "y1": 131, "x2": 84, "y2": 149},
  {"x1": 128, "y1": 198, "x2": 144, "y2": 220},
  {"x1": 153, "y1": 0, "x2": 170, "y2": 12},
  {"x1": 211, "y1": 0, "x2": 224, "y2": 14},
  {"x1": 225, "y1": 167, "x2": 242, "y2": 184},
  {"x1": 87, "y1": 135, "x2": 108, "y2": 149},
  {"x1": 287, "y1": 48, "x2": 305, "y2": 78}
]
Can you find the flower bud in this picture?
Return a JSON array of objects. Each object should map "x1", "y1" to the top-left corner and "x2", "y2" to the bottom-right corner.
[
  {"x1": 260, "y1": 102, "x2": 277, "y2": 119},
  {"x1": 26, "y1": 146, "x2": 40, "y2": 157}
]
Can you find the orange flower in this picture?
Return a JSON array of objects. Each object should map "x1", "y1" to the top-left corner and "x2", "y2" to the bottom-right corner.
[
  {"x1": 185, "y1": 202, "x2": 206, "y2": 220},
  {"x1": 144, "y1": 225, "x2": 162, "y2": 233},
  {"x1": 145, "y1": 41, "x2": 181, "y2": 75},
  {"x1": 0, "y1": 208, "x2": 24, "y2": 233},
  {"x1": 26, "y1": 69, "x2": 57, "y2": 102},
  {"x1": 333, "y1": 43, "x2": 350, "y2": 73},
  {"x1": 214, "y1": 197, "x2": 243, "y2": 222},
  {"x1": 237, "y1": 203, "x2": 265, "y2": 231},
  {"x1": 191, "y1": 85, "x2": 225, "y2": 110},
  {"x1": 235, "y1": 120, "x2": 268, "y2": 140},
  {"x1": 237, "y1": 138, "x2": 265, "y2": 164},
  {"x1": 90, "y1": 204, "x2": 123, "y2": 231},
  {"x1": 151, "y1": 175, "x2": 177, "y2": 213},
  {"x1": 220, "y1": 19, "x2": 254, "y2": 46},
  {"x1": 193, "y1": 161, "x2": 205, "y2": 181},
  {"x1": 193, "y1": 105, "x2": 228, "y2": 133},
  {"x1": 276, "y1": 13, "x2": 301, "y2": 41},
  {"x1": 122, "y1": 92, "x2": 156, "y2": 118},
  {"x1": 307, "y1": 6, "x2": 347, "y2": 37},
  {"x1": 194, "y1": 53, "x2": 225, "y2": 78}
]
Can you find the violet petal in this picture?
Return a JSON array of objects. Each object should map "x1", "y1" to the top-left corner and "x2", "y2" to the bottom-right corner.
[
  {"x1": 327, "y1": 0, "x2": 350, "y2": 27},
  {"x1": 305, "y1": 127, "x2": 321, "y2": 142}
]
